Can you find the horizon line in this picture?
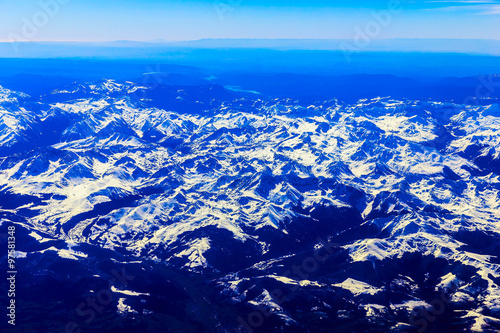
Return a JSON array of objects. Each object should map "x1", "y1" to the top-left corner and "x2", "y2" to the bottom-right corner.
[{"x1": 1, "y1": 37, "x2": 500, "y2": 43}]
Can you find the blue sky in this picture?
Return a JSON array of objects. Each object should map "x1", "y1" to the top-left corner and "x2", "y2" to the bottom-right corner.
[{"x1": 0, "y1": 0, "x2": 499, "y2": 42}]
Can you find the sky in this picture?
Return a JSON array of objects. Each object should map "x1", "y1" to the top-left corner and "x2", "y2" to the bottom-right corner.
[{"x1": 0, "y1": 0, "x2": 499, "y2": 42}]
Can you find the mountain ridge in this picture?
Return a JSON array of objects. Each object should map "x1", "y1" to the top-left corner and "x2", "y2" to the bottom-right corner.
[{"x1": 1, "y1": 79, "x2": 500, "y2": 332}]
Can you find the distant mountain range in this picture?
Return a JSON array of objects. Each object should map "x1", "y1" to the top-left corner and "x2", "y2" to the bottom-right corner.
[
  {"x1": 1, "y1": 40, "x2": 500, "y2": 82},
  {"x1": 2, "y1": 38, "x2": 500, "y2": 55},
  {"x1": 1, "y1": 79, "x2": 500, "y2": 332}
]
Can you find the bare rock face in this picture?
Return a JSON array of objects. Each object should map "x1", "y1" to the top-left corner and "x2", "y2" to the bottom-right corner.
[{"x1": 1, "y1": 80, "x2": 500, "y2": 332}]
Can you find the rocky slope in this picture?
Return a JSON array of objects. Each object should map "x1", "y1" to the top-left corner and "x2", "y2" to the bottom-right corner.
[{"x1": 1, "y1": 80, "x2": 499, "y2": 332}]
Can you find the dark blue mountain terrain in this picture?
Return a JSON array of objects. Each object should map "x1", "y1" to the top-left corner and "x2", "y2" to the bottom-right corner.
[{"x1": 0, "y1": 76, "x2": 500, "y2": 333}]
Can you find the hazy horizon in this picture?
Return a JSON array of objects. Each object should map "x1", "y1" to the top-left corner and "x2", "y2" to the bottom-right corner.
[{"x1": 2, "y1": 38, "x2": 500, "y2": 57}]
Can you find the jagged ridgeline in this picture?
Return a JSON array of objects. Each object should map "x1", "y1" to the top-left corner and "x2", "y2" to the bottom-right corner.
[{"x1": 0, "y1": 80, "x2": 500, "y2": 332}]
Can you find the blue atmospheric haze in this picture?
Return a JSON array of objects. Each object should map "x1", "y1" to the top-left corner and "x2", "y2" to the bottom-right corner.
[{"x1": 0, "y1": 0, "x2": 499, "y2": 43}]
